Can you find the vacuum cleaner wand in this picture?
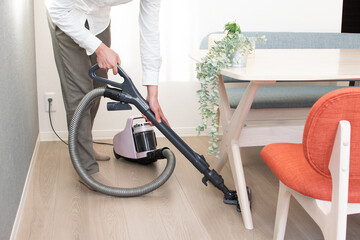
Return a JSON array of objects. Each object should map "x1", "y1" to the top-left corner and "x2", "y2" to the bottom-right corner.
[{"x1": 89, "y1": 64, "x2": 242, "y2": 210}]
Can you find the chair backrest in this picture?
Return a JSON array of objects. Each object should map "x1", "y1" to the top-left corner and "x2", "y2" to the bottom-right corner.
[
  {"x1": 200, "y1": 32, "x2": 360, "y2": 49},
  {"x1": 303, "y1": 87, "x2": 360, "y2": 178}
]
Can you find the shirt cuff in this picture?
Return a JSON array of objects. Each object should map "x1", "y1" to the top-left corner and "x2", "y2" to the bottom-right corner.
[
  {"x1": 142, "y1": 70, "x2": 159, "y2": 85},
  {"x1": 84, "y1": 35, "x2": 102, "y2": 55}
]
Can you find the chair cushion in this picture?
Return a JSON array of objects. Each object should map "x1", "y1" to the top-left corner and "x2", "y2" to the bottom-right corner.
[
  {"x1": 303, "y1": 87, "x2": 360, "y2": 178},
  {"x1": 226, "y1": 86, "x2": 347, "y2": 109},
  {"x1": 261, "y1": 143, "x2": 360, "y2": 202}
]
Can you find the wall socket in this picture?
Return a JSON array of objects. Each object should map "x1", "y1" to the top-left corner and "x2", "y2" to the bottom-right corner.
[{"x1": 44, "y1": 92, "x2": 56, "y2": 112}]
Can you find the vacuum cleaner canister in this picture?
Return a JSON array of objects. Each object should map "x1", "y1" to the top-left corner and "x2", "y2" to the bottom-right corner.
[{"x1": 113, "y1": 116, "x2": 158, "y2": 164}]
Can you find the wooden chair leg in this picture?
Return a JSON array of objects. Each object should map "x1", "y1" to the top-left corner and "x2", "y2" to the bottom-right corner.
[{"x1": 273, "y1": 182, "x2": 291, "y2": 240}]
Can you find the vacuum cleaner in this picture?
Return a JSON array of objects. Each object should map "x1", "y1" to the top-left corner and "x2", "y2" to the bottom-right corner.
[
  {"x1": 113, "y1": 116, "x2": 160, "y2": 165},
  {"x1": 68, "y1": 64, "x2": 249, "y2": 211}
]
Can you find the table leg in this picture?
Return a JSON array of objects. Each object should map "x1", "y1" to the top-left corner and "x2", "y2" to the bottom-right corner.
[
  {"x1": 222, "y1": 81, "x2": 262, "y2": 230},
  {"x1": 214, "y1": 147, "x2": 228, "y2": 172},
  {"x1": 214, "y1": 75, "x2": 232, "y2": 172},
  {"x1": 228, "y1": 141, "x2": 253, "y2": 229}
]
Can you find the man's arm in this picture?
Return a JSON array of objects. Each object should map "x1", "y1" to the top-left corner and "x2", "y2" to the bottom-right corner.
[
  {"x1": 46, "y1": 0, "x2": 121, "y2": 74},
  {"x1": 139, "y1": 0, "x2": 167, "y2": 124},
  {"x1": 46, "y1": 0, "x2": 101, "y2": 55},
  {"x1": 139, "y1": 0, "x2": 162, "y2": 86}
]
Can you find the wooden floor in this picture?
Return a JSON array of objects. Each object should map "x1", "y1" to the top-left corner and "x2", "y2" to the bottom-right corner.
[{"x1": 15, "y1": 137, "x2": 360, "y2": 240}]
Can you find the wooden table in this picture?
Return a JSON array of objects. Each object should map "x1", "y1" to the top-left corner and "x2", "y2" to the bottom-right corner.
[{"x1": 191, "y1": 49, "x2": 360, "y2": 229}]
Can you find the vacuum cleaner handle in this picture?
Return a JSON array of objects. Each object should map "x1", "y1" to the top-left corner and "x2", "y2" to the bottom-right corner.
[
  {"x1": 89, "y1": 64, "x2": 121, "y2": 88},
  {"x1": 89, "y1": 64, "x2": 134, "y2": 90},
  {"x1": 89, "y1": 64, "x2": 149, "y2": 109}
]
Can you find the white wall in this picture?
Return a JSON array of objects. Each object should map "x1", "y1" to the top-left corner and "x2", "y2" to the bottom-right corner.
[{"x1": 35, "y1": 0, "x2": 343, "y2": 141}]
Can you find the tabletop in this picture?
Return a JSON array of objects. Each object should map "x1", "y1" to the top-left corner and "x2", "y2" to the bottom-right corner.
[{"x1": 191, "y1": 49, "x2": 360, "y2": 82}]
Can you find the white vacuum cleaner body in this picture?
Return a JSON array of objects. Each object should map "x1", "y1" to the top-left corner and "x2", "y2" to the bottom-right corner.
[{"x1": 113, "y1": 116, "x2": 158, "y2": 164}]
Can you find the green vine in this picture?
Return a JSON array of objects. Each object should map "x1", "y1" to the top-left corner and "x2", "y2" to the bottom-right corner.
[{"x1": 196, "y1": 22, "x2": 266, "y2": 158}]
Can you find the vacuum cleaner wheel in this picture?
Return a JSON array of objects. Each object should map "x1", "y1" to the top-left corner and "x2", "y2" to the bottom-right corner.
[{"x1": 113, "y1": 148, "x2": 121, "y2": 159}]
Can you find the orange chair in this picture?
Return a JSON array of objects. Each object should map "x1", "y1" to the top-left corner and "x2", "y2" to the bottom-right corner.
[{"x1": 261, "y1": 88, "x2": 360, "y2": 240}]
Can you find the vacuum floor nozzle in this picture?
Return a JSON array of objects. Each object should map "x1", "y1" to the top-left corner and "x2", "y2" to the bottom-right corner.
[{"x1": 223, "y1": 187, "x2": 252, "y2": 212}]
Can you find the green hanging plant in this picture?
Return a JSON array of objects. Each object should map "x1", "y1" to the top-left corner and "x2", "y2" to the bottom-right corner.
[{"x1": 196, "y1": 22, "x2": 266, "y2": 158}]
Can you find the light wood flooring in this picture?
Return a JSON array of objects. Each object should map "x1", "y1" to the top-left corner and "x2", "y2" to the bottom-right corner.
[{"x1": 15, "y1": 137, "x2": 360, "y2": 240}]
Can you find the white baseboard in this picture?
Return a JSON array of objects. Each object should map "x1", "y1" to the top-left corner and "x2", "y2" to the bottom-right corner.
[
  {"x1": 39, "y1": 127, "x2": 205, "y2": 142},
  {"x1": 10, "y1": 135, "x2": 40, "y2": 240},
  {"x1": 40, "y1": 130, "x2": 68, "y2": 142}
]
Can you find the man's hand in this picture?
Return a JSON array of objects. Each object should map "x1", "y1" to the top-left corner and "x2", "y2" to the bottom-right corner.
[
  {"x1": 95, "y1": 43, "x2": 121, "y2": 75},
  {"x1": 146, "y1": 85, "x2": 169, "y2": 126}
]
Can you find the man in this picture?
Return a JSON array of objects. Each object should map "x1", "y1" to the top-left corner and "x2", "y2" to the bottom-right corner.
[{"x1": 46, "y1": 0, "x2": 168, "y2": 186}]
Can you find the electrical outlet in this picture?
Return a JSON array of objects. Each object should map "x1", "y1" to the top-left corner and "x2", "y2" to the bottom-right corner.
[{"x1": 45, "y1": 92, "x2": 56, "y2": 112}]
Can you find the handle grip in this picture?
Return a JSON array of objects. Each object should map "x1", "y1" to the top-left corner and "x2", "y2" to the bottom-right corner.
[{"x1": 88, "y1": 64, "x2": 131, "y2": 89}]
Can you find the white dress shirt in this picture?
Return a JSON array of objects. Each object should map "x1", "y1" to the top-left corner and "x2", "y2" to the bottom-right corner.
[{"x1": 46, "y1": 0, "x2": 161, "y2": 85}]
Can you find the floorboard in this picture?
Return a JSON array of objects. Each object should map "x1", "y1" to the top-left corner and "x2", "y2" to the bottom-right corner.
[{"x1": 15, "y1": 137, "x2": 360, "y2": 239}]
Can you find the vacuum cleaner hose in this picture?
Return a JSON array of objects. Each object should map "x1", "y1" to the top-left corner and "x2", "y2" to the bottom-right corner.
[{"x1": 68, "y1": 87, "x2": 176, "y2": 197}]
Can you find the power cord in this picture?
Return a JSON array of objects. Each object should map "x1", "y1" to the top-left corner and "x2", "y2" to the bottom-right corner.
[
  {"x1": 48, "y1": 98, "x2": 68, "y2": 145},
  {"x1": 47, "y1": 98, "x2": 113, "y2": 146}
]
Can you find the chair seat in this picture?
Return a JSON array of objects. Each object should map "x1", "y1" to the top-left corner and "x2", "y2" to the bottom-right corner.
[{"x1": 261, "y1": 143, "x2": 360, "y2": 203}]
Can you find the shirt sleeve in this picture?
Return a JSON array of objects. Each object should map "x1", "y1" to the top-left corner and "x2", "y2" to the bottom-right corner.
[
  {"x1": 139, "y1": 0, "x2": 162, "y2": 85},
  {"x1": 46, "y1": 0, "x2": 102, "y2": 55}
]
